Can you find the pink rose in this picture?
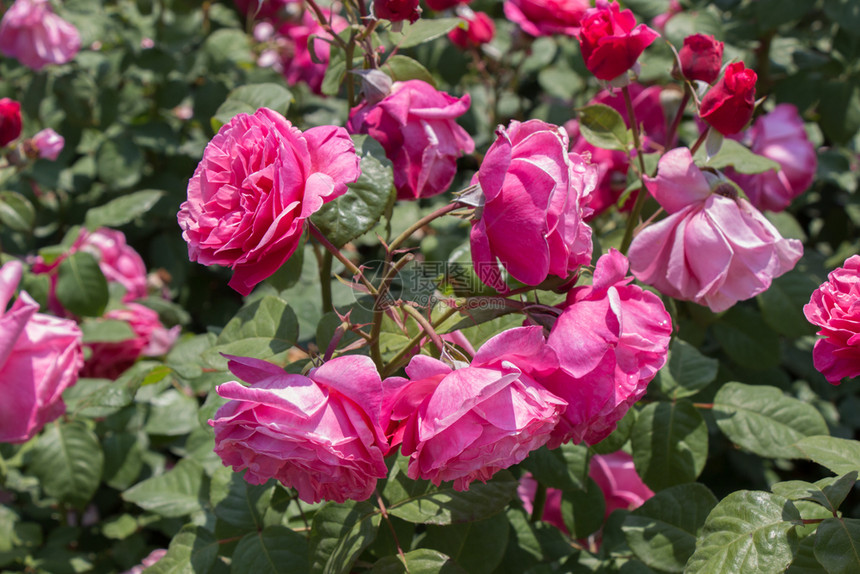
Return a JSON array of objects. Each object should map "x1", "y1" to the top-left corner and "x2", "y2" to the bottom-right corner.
[
  {"x1": 210, "y1": 355, "x2": 389, "y2": 503},
  {"x1": 425, "y1": 0, "x2": 469, "y2": 10},
  {"x1": 178, "y1": 108, "x2": 360, "y2": 295},
  {"x1": 804, "y1": 255, "x2": 860, "y2": 384},
  {"x1": 0, "y1": 261, "x2": 83, "y2": 444},
  {"x1": 448, "y1": 10, "x2": 495, "y2": 49},
  {"x1": 121, "y1": 549, "x2": 168, "y2": 574},
  {"x1": 81, "y1": 303, "x2": 179, "y2": 380},
  {"x1": 725, "y1": 104, "x2": 817, "y2": 212},
  {"x1": 577, "y1": 0, "x2": 659, "y2": 82},
  {"x1": 348, "y1": 80, "x2": 474, "y2": 200},
  {"x1": 29, "y1": 128, "x2": 65, "y2": 160},
  {"x1": 383, "y1": 327, "x2": 566, "y2": 491},
  {"x1": 0, "y1": 98, "x2": 22, "y2": 147},
  {"x1": 699, "y1": 62, "x2": 757, "y2": 136},
  {"x1": 589, "y1": 452, "x2": 654, "y2": 518},
  {"x1": 277, "y1": 8, "x2": 347, "y2": 95},
  {"x1": 470, "y1": 120, "x2": 594, "y2": 292},
  {"x1": 0, "y1": 0, "x2": 81, "y2": 70},
  {"x1": 542, "y1": 249, "x2": 671, "y2": 446},
  {"x1": 679, "y1": 34, "x2": 724, "y2": 85},
  {"x1": 503, "y1": 0, "x2": 590, "y2": 37},
  {"x1": 629, "y1": 147, "x2": 803, "y2": 312}
]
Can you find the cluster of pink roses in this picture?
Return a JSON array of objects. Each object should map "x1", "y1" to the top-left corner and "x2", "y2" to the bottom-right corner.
[{"x1": 0, "y1": 0, "x2": 80, "y2": 70}]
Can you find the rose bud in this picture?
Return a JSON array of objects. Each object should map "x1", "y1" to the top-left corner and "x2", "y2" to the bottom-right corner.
[
  {"x1": 679, "y1": 33, "x2": 724, "y2": 85},
  {"x1": 699, "y1": 61, "x2": 757, "y2": 136}
]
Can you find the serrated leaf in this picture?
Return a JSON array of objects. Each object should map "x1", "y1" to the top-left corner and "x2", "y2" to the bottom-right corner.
[
  {"x1": 712, "y1": 306, "x2": 780, "y2": 370},
  {"x1": 102, "y1": 432, "x2": 145, "y2": 490},
  {"x1": 381, "y1": 55, "x2": 436, "y2": 86},
  {"x1": 713, "y1": 383, "x2": 830, "y2": 459},
  {"x1": 622, "y1": 483, "x2": 718, "y2": 573},
  {"x1": 631, "y1": 400, "x2": 708, "y2": 491},
  {"x1": 56, "y1": 251, "x2": 109, "y2": 317},
  {"x1": 793, "y1": 436, "x2": 860, "y2": 475},
  {"x1": 757, "y1": 271, "x2": 820, "y2": 338},
  {"x1": 146, "y1": 525, "x2": 219, "y2": 574},
  {"x1": 787, "y1": 535, "x2": 828, "y2": 574},
  {"x1": 394, "y1": 18, "x2": 460, "y2": 48},
  {"x1": 773, "y1": 472, "x2": 858, "y2": 514},
  {"x1": 212, "y1": 471, "x2": 274, "y2": 531},
  {"x1": 693, "y1": 139, "x2": 781, "y2": 174},
  {"x1": 122, "y1": 459, "x2": 206, "y2": 518},
  {"x1": 84, "y1": 189, "x2": 163, "y2": 229},
  {"x1": 310, "y1": 135, "x2": 395, "y2": 248},
  {"x1": 686, "y1": 491, "x2": 801, "y2": 574},
  {"x1": 520, "y1": 443, "x2": 589, "y2": 492},
  {"x1": 814, "y1": 518, "x2": 860, "y2": 574},
  {"x1": 232, "y1": 526, "x2": 309, "y2": 574},
  {"x1": 309, "y1": 500, "x2": 381, "y2": 574},
  {"x1": 371, "y1": 549, "x2": 469, "y2": 573},
  {"x1": 578, "y1": 104, "x2": 631, "y2": 151},
  {"x1": 29, "y1": 421, "x2": 103, "y2": 508},
  {"x1": 416, "y1": 517, "x2": 508, "y2": 574},
  {"x1": 63, "y1": 377, "x2": 135, "y2": 417},
  {"x1": 560, "y1": 476, "x2": 605, "y2": 539},
  {"x1": 0, "y1": 191, "x2": 35, "y2": 232},
  {"x1": 655, "y1": 339, "x2": 718, "y2": 399}
]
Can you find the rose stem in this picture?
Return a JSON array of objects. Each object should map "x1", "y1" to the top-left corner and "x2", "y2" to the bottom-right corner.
[
  {"x1": 531, "y1": 482, "x2": 547, "y2": 523},
  {"x1": 308, "y1": 222, "x2": 378, "y2": 295},
  {"x1": 619, "y1": 84, "x2": 651, "y2": 255}
]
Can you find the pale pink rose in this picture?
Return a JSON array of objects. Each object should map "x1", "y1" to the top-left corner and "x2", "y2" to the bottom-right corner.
[
  {"x1": 0, "y1": 0, "x2": 81, "y2": 70},
  {"x1": 725, "y1": 104, "x2": 817, "y2": 212},
  {"x1": 81, "y1": 303, "x2": 179, "y2": 380},
  {"x1": 470, "y1": 120, "x2": 594, "y2": 292},
  {"x1": 652, "y1": 0, "x2": 681, "y2": 32},
  {"x1": 30, "y1": 128, "x2": 64, "y2": 160},
  {"x1": 629, "y1": 148, "x2": 803, "y2": 312},
  {"x1": 517, "y1": 473, "x2": 567, "y2": 532},
  {"x1": 589, "y1": 452, "x2": 653, "y2": 518},
  {"x1": 348, "y1": 79, "x2": 474, "y2": 200},
  {"x1": 383, "y1": 326, "x2": 566, "y2": 491},
  {"x1": 178, "y1": 108, "x2": 360, "y2": 295},
  {"x1": 210, "y1": 355, "x2": 389, "y2": 503},
  {"x1": 0, "y1": 261, "x2": 83, "y2": 444},
  {"x1": 503, "y1": 0, "x2": 590, "y2": 37},
  {"x1": 542, "y1": 249, "x2": 671, "y2": 446},
  {"x1": 804, "y1": 255, "x2": 860, "y2": 384},
  {"x1": 121, "y1": 549, "x2": 167, "y2": 574}
]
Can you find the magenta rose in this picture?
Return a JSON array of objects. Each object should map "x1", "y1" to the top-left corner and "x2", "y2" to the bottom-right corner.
[
  {"x1": 725, "y1": 104, "x2": 817, "y2": 212},
  {"x1": 178, "y1": 108, "x2": 360, "y2": 295},
  {"x1": 699, "y1": 62, "x2": 757, "y2": 136},
  {"x1": 679, "y1": 34, "x2": 724, "y2": 85},
  {"x1": 449, "y1": 10, "x2": 495, "y2": 49},
  {"x1": 81, "y1": 303, "x2": 179, "y2": 380},
  {"x1": 590, "y1": 452, "x2": 654, "y2": 518},
  {"x1": 383, "y1": 327, "x2": 566, "y2": 491},
  {"x1": 0, "y1": 0, "x2": 80, "y2": 70},
  {"x1": 0, "y1": 98, "x2": 22, "y2": 147},
  {"x1": 577, "y1": 0, "x2": 659, "y2": 82},
  {"x1": 629, "y1": 148, "x2": 803, "y2": 312},
  {"x1": 804, "y1": 255, "x2": 860, "y2": 384},
  {"x1": 0, "y1": 261, "x2": 83, "y2": 444},
  {"x1": 348, "y1": 79, "x2": 473, "y2": 200},
  {"x1": 425, "y1": 0, "x2": 469, "y2": 10},
  {"x1": 29, "y1": 128, "x2": 65, "y2": 160},
  {"x1": 470, "y1": 119, "x2": 594, "y2": 292},
  {"x1": 277, "y1": 9, "x2": 348, "y2": 95},
  {"x1": 375, "y1": 0, "x2": 421, "y2": 23},
  {"x1": 542, "y1": 249, "x2": 671, "y2": 446},
  {"x1": 503, "y1": 0, "x2": 590, "y2": 37},
  {"x1": 210, "y1": 355, "x2": 390, "y2": 503}
]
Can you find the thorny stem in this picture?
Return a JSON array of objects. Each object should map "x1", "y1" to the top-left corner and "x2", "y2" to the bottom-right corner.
[
  {"x1": 388, "y1": 201, "x2": 462, "y2": 254},
  {"x1": 402, "y1": 304, "x2": 444, "y2": 355},
  {"x1": 381, "y1": 304, "x2": 460, "y2": 377},
  {"x1": 376, "y1": 492, "x2": 408, "y2": 564},
  {"x1": 619, "y1": 84, "x2": 651, "y2": 255},
  {"x1": 308, "y1": 222, "x2": 378, "y2": 296},
  {"x1": 369, "y1": 254, "x2": 416, "y2": 370}
]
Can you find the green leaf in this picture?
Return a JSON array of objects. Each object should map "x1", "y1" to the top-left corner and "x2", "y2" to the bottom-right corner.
[
  {"x1": 814, "y1": 518, "x2": 860, "y2": 574},
  {"x1": 55, "y1": 251, "x2": 109, "y2": 317},
  {"x1": 146, "y1": 525, "x2": 219, "y2": 574},
  {"x1": 204, "y1": 295, "x2": 299, "y2": 370},
  {"x1": 757, "y1": 271, "x2": 820, "y2": 338},
  {"x1": 520, "y1": 443, "x2": 589, "y2": 493},
  {"x1": 309, "y1": 500, "x2": 381, "y2": 574},
  {"x1": 79, "y1": 318, "x2": 136, "y2": 343},
  {"x1": 144, "y1": 388, "x2": 201, "y2": 436},
  {"x1": 212, "y1": 83, "x2": 293, "y2": 128},
  {"x1": 96, "y1": 135, "x2": 144, "y2": 189},
  {"x1": 787, "y1": 535, "x2": 828, "y2": 574},
  {"x1": 686, "y1": 491, "x2": 801, "y2": 574},
  {"x1": 394, "y1": 18, "x2": 460, "y2": 48},
  {"x1": 631, "y1": 400, "x2": 708, "y2": 491},
  {"x1": 381, "y1": 55, "x2": 436, "y2": 86},
  {"x1": 0, "y1": 191, "x2": 35, "y2": 232},
  {"x1": 122, "y1": 459, "x2": 206, "y2": 518},
  {"x1": 577, "y1": 104, "x2": 631, "y2": 151},
  {"x1": 693, "y1": 138, "x2": 781, "y2": 174},
  {"x1": 819, "y1": 81, "x2": 860, "y2": 145},
  {"x1": 560, "y1": 477, "x2": 606, "y2": 539},
  {"x1": 29, "y1": 421, "x2": 103, "y2": 508},
  {"x1": 310, "y1": 135, "x2": 395, "y2": 248},
  {"x1": 622, "y1": 483, "x2": 718, "y2": 573},
  {"x1": 591, "y1": 408, "x2": 637, "y2": 455},
  {"x1": 712, "y1": 306, "x2": 780, "y2": 371},
  {"x1": 83, "y1": 189, "x2": 163, "y2": 229},
  {"x1": 371, "y1": 549, "x2": 468, "y2": 574},
  {"x1": 793, "y1": 436, "x2": 860, "y2": 475},
  {"x1": 232, "y1": 526, "x2": 309, "y2": 574},
  {"x1": 102, "y1": 432, "x2": 145, "y2": 490},
  {"x1": 417, "y1": 517, "x2": 508, "y2": 574},
  {"x1": 772, "y1": 472, "x2": 858, "y2": 514},
  {"x1": 713, "y1": 383, "x2": 830, "y2": 459},
  {"x1": 655, "y1": 338, "x2": 719, "y2": 399},
  {"x1": 211, "y1": 471, "x2": 274, "y2": 531},
  {"x1": 63, "y1": 378, "x2": 135, "y2": 418}
]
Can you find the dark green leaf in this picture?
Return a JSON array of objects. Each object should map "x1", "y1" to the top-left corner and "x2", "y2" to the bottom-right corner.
[
  {"x1": 211, "y1": 471, "x2": 274, "y2": 531},
  {"x1": 787, "y1": 535, "x2": 828, "y2": 574},
  {"x1": 578, "y1": 104, "x2": 631, "y2": 151},
  {"x1": 146, "y1": 525, "x2": 219, "y2": 574},
  {"x1": 0, "y1": 191, "x2": 35, "y2": 232},
  {"x1": 371, "y1": 549, "x2": 468, "y2": 574},
  {"x1": 693, "y1": 139, "x2": 780, "y2": 174},
  {"x1": 712, "y1": 306, "x2": 780, "y2": 371},
  {"x1": 655, "y1": 339, "x2": 719, "y2": 399},
  {"x1": 96, "y1": 135, "x2": 144, "y2": 189},
  {"x1": 122, "y1": 459, "x2": 206, "y2": 518},
  {"x1": 757, "y1": 271, "x2": 820, "y2": 338},
  {"x1": 310, "y1": 500, "x2": 381, "y2": 574},
  {"x1": 84, "y1": 189, "x2": 163, "y2": 229},
  {"x1": 814, "y1": 518, "x2": 860, "y2": 574},
  {"x1": 592, "y1": 408, "x2": 637, "y2": 455},
  {"x1": 417, "y1": 516, "x2": 508, "y2": 574},
  {"x1": 793, "y1": 436, "x2": 860, "y2": 475},
  {"x1": 381, "y1": 55, "x2": 436, "y2": 86},
  {"x1": 56, "y1": 251, "x2": 109, "y2": 317},
  {"x1": 394, "y1": 18, "x2": 460, "y2": 48},
  {"x1": 29, "y1": 421, "x2": 103, "y2": 508},
  {"x1": 102, "y1": 432, "x2": 145, "y2": 490},
  {"x1": 520, "y1": 443, "x2": 589, "y2": 493},
  {"x1": 772, "y1": 472, "x2": 858, "y2": 514},
  {"x1": 560, "y1": 476, "x2": 606, "y2": 539},
  {"x1": 232, "y1": 526, "x2": 309, "y2": 574}
]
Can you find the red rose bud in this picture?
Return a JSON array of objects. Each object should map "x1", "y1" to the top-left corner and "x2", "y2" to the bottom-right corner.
[
  {"x1": 425, "y1": 0, "x2": 469, "y2": 10},
  {"x1": 679, "y1": 33, "x2": 724, "y2": 84},
  {"x1": 699, "y1": 61, "x2": 757, "y2": 136},
  {"x1": 577, "y1": 0, "x2": 659, "y2": 82},
  {"x1": 448, "y1": 11, "x2": 495, "y2": 49},
  {"x1": 0, "y1": 98, "x2": 22, "y2": 147},
  {"x1": 375, "y1": 0, "x2": 421, "y2": 23}
]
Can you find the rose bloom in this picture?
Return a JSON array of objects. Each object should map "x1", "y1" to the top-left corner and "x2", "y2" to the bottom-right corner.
[
  {"x1": 0, "y1": 260, "x2": 83, "y2": 444},
  {"x1": 725, "y1": 104, "x2": 817, "y2": 212},
  {"x1": 0, "y1": 0, "x2": 81, "y2": 70},
  {"x1": 383, "y1": 327, "x2": 566, "y2": 491},
  {"x1": 590, "y1": 451, "x2": 654, "y2": 518},
  {"x1": 699, "y1": 62, "x2": 757, "y2": 136},
  {"x1": 30, "y1": 128, "x2": 65, "y2": 160},
  {"x1": 577, "y1": 0, "x2": 659, "y2": 82},
  {"x1": 503, "y1": 0, "x2": 590, "y2": 37},
  {"x1": 179, "y1": 108, "x2": 360, "y2": 295},
  {"x1": 81, "y1": 303, "x2": 179, "y2": 380},
  {"x1": 210, "y1": 355, "x2": 390, "y2": 503},
  {"x1": 375, "y1": 0, "x2": 421, "y2": 23},
  {"x1": 629, "y1": 147, "x2": 803, "y2": 312},
  {"x1": 542, "y1": 249, "x2": 671, "y2": 446},
  {"x1": 471, "y1": 119, "x2": 594, "y2": 292},
  {"x1": 448, "y1": 10, "x2": 495, "y2": 49},
  {"x1": 804, "y1": 255, "x2": 860, "y2": 384},
  {"x1": 0, "y1": 98, "x2": 22, "y2": 147},
  {"x1": 425, "y1": 0, "x2": 469, "y2": 10},
  {"x1": 679, "y1": 34, "x2": 724, "y2": 85},
  {"x1": 348, "y1": 79, "x2": 474, "y2": 200},
  {"x1": 120, "y1": 549, "x2": 167, "y2": 574}
]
